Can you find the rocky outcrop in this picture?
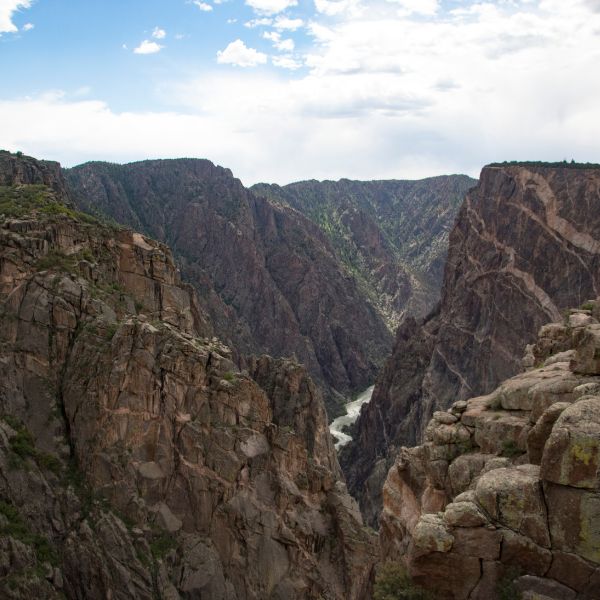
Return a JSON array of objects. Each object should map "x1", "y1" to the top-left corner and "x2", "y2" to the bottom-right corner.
[
  {"x1": 342, "y1": 163, "x2": 600, "y2": 523},
  {"x1": 0, "y1": 155, "x2": 377, "y2": 598},
  {"x1": 65, "y1": 160, "x2": 393, "y2": 417},
  {"x1": 0, "y1": 150, "x2": 71, "y2": 203},
  {"x1": 253, "y1": 176, "x2": 475, "y2": 329},
  {"x1": 379, "y1": 303, "x2": 600, "y2": 599}
]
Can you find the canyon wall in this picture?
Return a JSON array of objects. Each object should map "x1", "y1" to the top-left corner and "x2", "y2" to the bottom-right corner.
[
  {"x1": 66, "y1": 160, "x2": 394, "y2": 417},
  {"x1": 380, "y1": 302, "x2": 600, "y2": 599},
  {"x1": 343, "y1": 164, "x2": 600, "y2": 525},
  {"x1": 253, "y1": 176, "x2": 475, "y2": 330},
  {"x1": 0, "y1": 153, "x2": 377, "y2": 599}
]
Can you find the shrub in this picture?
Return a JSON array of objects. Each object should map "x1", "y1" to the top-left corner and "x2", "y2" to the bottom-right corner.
[
  {"x1": 36, "y1": 250, "x2": 78, "y2": 273},
  {"x1": 501, "y1": 440, "x2": 522, "y2": 458},
  {"x1": 374, "y1": 562, "x2": 431, "y2": 600},
  {"x1": 497, "y1": 568, "x2": 523, "y2": 600},
  {"x1": 149, "y1": 531, "x2": 176, "y2": 559},
  {"x1": 0, "y1": 500, "x2": 59, "y2": 566}
]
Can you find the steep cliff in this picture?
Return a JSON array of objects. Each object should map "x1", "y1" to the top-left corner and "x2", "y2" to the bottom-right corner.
[
  {"x1": 253, "y1": 176, "x2": 475, "y2": 330},
  {"x1": 65, "y1": 160, "x2": 393, "y2": 417},
  {"x1": 0, "y1": 153, "x2": 377, "y2": 599},
  {"x1": 379, "y1": 302, "x2": 600, "y2": 599},
  {"x1": 343, "y1": 163, "x2": 600, "y2": 524}
]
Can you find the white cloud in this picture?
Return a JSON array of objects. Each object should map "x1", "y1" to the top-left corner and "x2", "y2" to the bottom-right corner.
[
  {"x1": 272, "y1": 55, "x2": 302, "y2": 69},
  {"x1": 263, "y1": 30, "x2": 295, "y2": 51},
  {"x1": 0, "y1": 0, "x2": 31, "y2": 34},
  {"x1": 245, "y1": 17, "x2": 273, "y2": 27},
  {"x1": 193, "y1": 0, "x2": 213, "y2": 11},
  {"x1": 314, "y1": 0, "x2": 362, "y2": 17},
  {"x1": 22, "y1": 21, "x2": 33, "y2": 31},
  {"x1": 2, "y1": 1, "x2": 600, "y2": 187},
  {"x1": 152, "y1": 27, "x2": 166, "y2": 39},
  {"x1": 387, "y1": 0, "x2": 439, "y2": 16},
  {"x1": 245, "y1": 0, "x2": 297, "y2": 16},
  {"x1": 217, "y1": 39, "x2": 267, "y2": 67},
  {"x1": 133, "y1": 40, "x2": 164, "y2": 55},
  {"x1": 273, "y1": 16, "x2": 304, "y2": 30}
]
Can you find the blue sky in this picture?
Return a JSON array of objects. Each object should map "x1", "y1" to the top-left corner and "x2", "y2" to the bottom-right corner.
[{"x1": 0, "y1": 0, "x2": 599, "y2": 184}]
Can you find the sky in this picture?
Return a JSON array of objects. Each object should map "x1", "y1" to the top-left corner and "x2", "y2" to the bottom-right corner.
[{"x1": 0, "y1": 0, "x2": 599, "y2": 185}]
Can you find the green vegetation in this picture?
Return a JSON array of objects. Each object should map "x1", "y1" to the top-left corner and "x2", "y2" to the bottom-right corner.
[
  {"x1": 3, "y1": 415, "x2": 62, "y2": 475},
  {"x1": 581, "y1": 302, "x2": 595, "y2": 311},
  {"x1": 0, "y1": 500, "x2": 59, "y2": 566},
  {"x1": 0, "y1": 184, "x2": 75, "y2": 219},
  {"x1": 149, "y1": 531, "x2": 177, "y2": 559},
  {"x1": 222, "y1": 371, "x2": 236, "y2": 383},
  {"x1": 36, "y1": 250, "x2": 78, "y2": 273},
  {"x1": 490, "y1": 160, "x2": 600, "y2": 170},
  {"x1": 501, "y1": 440, "x2": 523, "y2": 458},
  {"x1": 496, "y1": 568, "x2": 523, "y2": 600},
  {"x1": 374, "y1": 562, "x2": 431, "y2": 600},
  {"x1": 105, "y1": 323, "x2": 118, "y2": 340}
]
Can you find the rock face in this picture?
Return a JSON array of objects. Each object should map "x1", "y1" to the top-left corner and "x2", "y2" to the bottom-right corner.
[
  {"x1": 0, "y1": 153, "x2": 377, "y2": 599},
  {"x1": 253, "y1": 176, "x2": 476, "y2": 330},
  {"x1": 379, "y1": 303, "x2": 600, "y2": 599},
  {"x1": 65, "y1": 160, "x2": 393, "y2": 416},
  {"x1": 0, "y1": 150, "x2": 71, "y2": 203},
  {"x1": 342, "y1": 163, "x2": 600, "y2": 524}
]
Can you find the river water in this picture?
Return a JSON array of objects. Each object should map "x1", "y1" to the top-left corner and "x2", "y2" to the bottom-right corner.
[{"x1": 329, "y1": 385, "x2": 375, "y2": 449}]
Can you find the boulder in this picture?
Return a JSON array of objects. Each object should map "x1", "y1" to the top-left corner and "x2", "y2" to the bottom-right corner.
[{"x1": 541, "y1": 396, "x2": 600, "y2": 489}]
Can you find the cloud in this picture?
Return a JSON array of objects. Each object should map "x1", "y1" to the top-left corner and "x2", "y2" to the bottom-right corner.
[
  {"x1": 2, "y1": 0, "x2": 600, "y2": 187},
  {"x1": 133, "y1": 40, "x2": 164, "y2": 55},
  {"x1": 217, "y1": 39, "x2": 267, "y2": 66},
  {"x1": 245, "y1": 0, "x2": 297, "y2": 16},
  {"x1": 263, "y1": 30, "x2": 295, "y2": 51},
  {"x1": 272, "y1": 55, "x2": 302, "y2": 69},
  {"x1": 0, "y1": 0, "x2": 31, "y2": 34},
  {"x1": 387, "y1": 0, "x2": 439, "y2": 16},
  {"x1": 314, "y1": 0, "x2": 362, "y2": 17},
  {"x1": 193, "y1": 1, "x2": 213, "y2": 11},
  {"x1": 22, "y1": 21, "x2": 33, "y2": 31},
  {"x1": 152, "y1": 27, "x2": 166, "y2": 39},
  {"x1": 245, "y1": 17, "x2": 273, "y2": 27},
  {"x1": 274, "y1": 16, "x2": 303, "y2": 30}
]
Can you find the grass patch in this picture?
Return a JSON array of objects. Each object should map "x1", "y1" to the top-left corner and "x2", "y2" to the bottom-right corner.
[{"x1": 374, "y1": 562, "x2": 432, "y2": 600}]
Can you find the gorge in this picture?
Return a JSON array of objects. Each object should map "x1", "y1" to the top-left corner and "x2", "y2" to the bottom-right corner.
[{"x1": 1, "y1": 151, "x2": 599, "y2": 599}]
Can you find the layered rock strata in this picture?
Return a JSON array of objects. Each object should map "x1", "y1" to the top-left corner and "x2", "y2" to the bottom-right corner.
[
  {"x1": 65, "y1": 160, "x2": 393, "y2": 417},
  {"x1": 253, "y1": 176, "x2": 476, "y2": 329},
  {"x1": 342, "y1": 163, "x2": 600, "y2": 523},
  {"x1": 380, "y1": 303, "x2": 600, "y2": 599},
  {"x1": 0, "y1": 157, "x2": 377, "y2": 598}
]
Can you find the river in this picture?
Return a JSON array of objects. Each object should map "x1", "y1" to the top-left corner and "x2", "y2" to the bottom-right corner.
[{"x1": 329, "y1": 385, "x2": 375, "y2": 449}]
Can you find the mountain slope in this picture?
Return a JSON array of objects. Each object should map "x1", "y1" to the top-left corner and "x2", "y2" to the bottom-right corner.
[
  {"x1": 342, "y1": 163, "x2": 600, "y2": 525},
  {"x1": 0, "y1": 152, "x2": 377, "y2": 599},
  {"x1": 65, "y1": 159, "x2": 393, "y2": 416},
  {"x1": 252, "y1": 176, "x2": 476, "y2": 329}
]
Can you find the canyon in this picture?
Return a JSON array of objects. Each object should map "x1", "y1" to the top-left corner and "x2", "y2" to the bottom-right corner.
[
  {"x1": 0, "y1": 153, "x2": 377, "y2": 598},
  {"x1": 1, "y1": 151, "x2": 600, "y2": 599},
  {"x1": 341, "y1": 163, "x2": 600, "y2": 526}
]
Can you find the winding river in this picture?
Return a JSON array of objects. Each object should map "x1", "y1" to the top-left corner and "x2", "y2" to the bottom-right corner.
[{"x1": 329, "y1": 385, "x2": 375, "y2": 449}]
